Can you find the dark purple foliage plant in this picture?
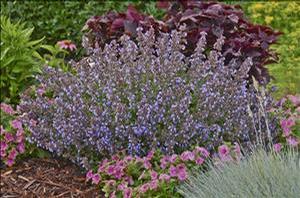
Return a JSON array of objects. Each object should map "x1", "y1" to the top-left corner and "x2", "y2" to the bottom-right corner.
[
  {"x1": 19, "y1": 28, "x2": 278, "y2": 168},
  {"x1": 83, "y1": 1, "x2": 281, "y2": 85}
]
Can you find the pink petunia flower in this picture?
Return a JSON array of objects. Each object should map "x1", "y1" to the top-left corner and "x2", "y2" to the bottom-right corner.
[
  {"x1": 180, "y1": 151, "x2": 195, "y2": 161},
  {"x1": 0, "y1": 150, "x2": 6, "y2": 157},
  {"x1": 195, "y1": 157, "x2": 205, "y2": 165},
  {"x1": 17, "y1": 142, "x2": 25, "y2": 154},
  {"x1": 5, "y1": 133, "x2": 14, "y2": 142},
  {"x1": 169, "y1": 154, "x2": 178, "y2": 163},
  {"x1": 6, "y1": 158, "x2": 14, "y2": 167},
  {"x1": 92, "y1": 174, "x2": 101, "y2": 184},
  {"x1": 149, "y1": 179, "x2": 159, "y2": 190},
  {"x1": 287, "y1": 95, "x2": 300, "y2": 106},
  {"x1": 177, "y1": 168, "x2": 188, "y2": 181},
  {"x1": 139, "y1": 183, "x2": 150, "y2": 193},
  {"x1": 117, "y1": 183, "x2": 127, "y2": 191},
  {"x1": 86, "y1": 170, "x2": 93, "y2": 181},
  {"x1": 143, "y1": 159, "x2": 152, "y2": 169},
  {"x1": 287, "y1": 136, "x2": 299, "y2": 147},
  {"x1": 159, "y1": 173, "x2": 171, "y2": 182},
  {"x1": 280, "y1": 118, "x2": 295, "y2": 136},
  {"x1": 16, "y1": 128, "x2": 24, "y2": 137},
  {"x1": 273, "y1": 143, "x2": 282, "y2": 152},
  {"x1": 218, "y1": 145, "x2": 230, "y2": 160},
  {"x1": 123, "y1": 187, "x2": 133, "y2": 198},
  {"x1": 11, "y1": 119, "x2": 23, "y2": 130},
  {"x1": 106, "y1": 165, "x2": 115, "y2": 175},
  {"x1": 57, "y1": 40, "x2": 77, "y2": 51},
  {"x1": 150, "y1": 170, "x2": 158, "y2": 180},
  {"x1": 0, "y1": 141, "x2": 8, "y2": 151},
  {"x1": 0, "y1": 103, "x2": 15, "y2": 115},
  {"x1": 146, "y1": 150, "x2": 155, "y2": 160},
  {"x1": 8, "y1": 148, "x2": 17, "y2": 160},
  {"x1": 169, "y1": 165, "x2": 177, "y2": 177},
  {"x1": 194, "y1": 146, "x2": 210, "y2": 158}
]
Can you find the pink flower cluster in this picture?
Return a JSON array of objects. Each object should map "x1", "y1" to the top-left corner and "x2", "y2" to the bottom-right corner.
[
  {"x1": 278, "y1": 95, "x2": 300, "y2": 148},
  {"x1": 1, "y1": 103, "x2": 26, "y2": 167},
  {"x1": 86, "y1": 147, "x2": 210, "y2": 197}
]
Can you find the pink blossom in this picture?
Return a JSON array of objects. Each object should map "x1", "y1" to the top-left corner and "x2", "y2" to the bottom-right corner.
[
  {"x1": 17, "y1": 142, "x2": 25, "y2": 153},
  {"x1": 194, "y1": 146, "x2": 210, "y2": 158},
  {"x1": 117, "y1": 183, "x2": 127, "y2": 191},
  {"x1": 106, "y1": 165, "x2": 115, "y2": 175},
  {"x1": 139, "y1": 183, "x2": 149, "y2": 193},
  {"x1": 143, "y1": 159, "x2": 152, "y2": 169},
  {"x1": 218, "y1": 145, "x2": 230, "y2": 159},
  {"x1": 273, "y1": 143, "x2": 282, "y2": 152},
  {"x1": 5, "y1": 133, "x2": 14, "y2": 142},
  {"x1": 149, "y1": 179, "x2": 158, "y2": 190},
  {"x1": 57, "y1": 40, "x2": 77, "y2": 51},
  {"x1": 177, "y1": 167, "x2": 188, "y2": 181},
  {"x1": 150, "y1": 170, "x2": 158, "y2": 180},
  {"x1": 280, "y1": 118, "x2": 295, "y2": 136},
  {"x1": 0, "y1": 103, "x2": 15, "y2": 115},
  {"x1": 123, "y1": 187, "x2": 132, "y2": 198},
  {"x1": 159, "y1": 173, "x2": 171, "y2": 182},
  {"x1": 110, "y1": 191, "x2": 116, "y2": 198},
  {"x1": 0, "y1": 141, "x2": 8, "y2": 151},
  {"x1": 16, "y1": 128, "x2": 24, "y2": 137},
  {"x1": 169, "y1": 165, "x2": 177, "y2": 177},
  {"x1": 86, "y1": 170, "x2": 93, "y2": 181},
  {"x1": 287, "y1": 95, "x2": 300, "y2": 106},
  {"x1": 6, "y1": 158, "x2": 14, "y2": 167},
  {"x1": 92, "y1": 174, "x2": 101, "y2": 184},
  {"x1": 195, "y1": 157, "x2": 205, "y2": 165},
  {"x1": 8, "y1": 149, "x2": 17, "y2": 160},
  {"x1": 180, "y1": 151, "x2": 195, "y2": 161},
  {"x1": 146, "y1": 150, "x2": 155, "y2": 160},
  {"x1": 112, "y1": 154, "x2": 120, "y2": 161},
  {"x1": 11, "y1": 119, "x2": 23, "y2": 130},
  {"x1": 0, "y1": 150, "x2": 6, "y2": 157},
  {"x1": 287, "y1": 136, "x2": 299, "y2": 147},
  {"x1": 16, "y1": 135, "x2": 24, "y2": 143},
  {"x1": 169, "y1": 154, "x2": 178, "y2": 163}
]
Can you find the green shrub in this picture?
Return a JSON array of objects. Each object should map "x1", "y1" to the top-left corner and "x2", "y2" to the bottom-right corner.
[
  {"x1": 178, "y1": 148, "x2": 300, "y2": 198},
  {"x1": 0, "y1": 0, "x2": 162, "y2": 53},
  {"x1": 242, "y1": 2, "x2": 300, "y2": 98},
  {"x1": 0, "y1": 15, "x2": 44, "y2": 104}
]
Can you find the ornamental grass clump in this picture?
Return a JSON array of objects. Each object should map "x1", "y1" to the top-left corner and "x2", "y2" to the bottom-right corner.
[
  {"x1": 19, "y1": 27, "x2": 278, "y2": 168},
  {"x1": 178, "y1": 148, "x2": 300, "y2": 198}
]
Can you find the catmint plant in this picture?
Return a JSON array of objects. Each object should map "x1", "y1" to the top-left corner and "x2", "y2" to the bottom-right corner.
[{"x1": 19, "y1": 27, "x2": 278, "y2": 168}]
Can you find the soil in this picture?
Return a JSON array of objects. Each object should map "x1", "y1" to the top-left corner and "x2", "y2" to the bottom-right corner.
[{"x1": 0, "y1": 158, "x2": 100, "y2": 197}]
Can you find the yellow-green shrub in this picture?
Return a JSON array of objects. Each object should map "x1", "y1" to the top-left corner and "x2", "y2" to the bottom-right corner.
[{"x1": 243, "y1": 2, "x2": 300, "y2": 98}]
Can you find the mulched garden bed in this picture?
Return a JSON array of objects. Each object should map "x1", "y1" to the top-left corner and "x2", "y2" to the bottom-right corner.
[{"x1": 0, "y1": 158, "x2": 100, "y2": 197}]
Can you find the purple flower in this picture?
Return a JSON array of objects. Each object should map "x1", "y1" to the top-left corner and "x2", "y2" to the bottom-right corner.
[
  {"x1": 150, "y1": 170, "x2": 158, "y2": 180},
  {"x1": 143, "y1": 159, "x2": 152, "y2": 169},
  {"x1": 6, "y1": 158, "x2": 14, "y2": 167},
  {"x1": 8, "y1": 148, "x2": 17, "y2": 160},
  {"x1": 106, "y1": 165, "x2": 115, "y2": 175},
  {"x1": 280, "y1": 118, "x2": 295, "y2": 137},
  {"x1": 0, "y1": 150, "x2": 6, "y2": 157},
  {"x1": 169, "y1": 154, "x2": 178, "y2": 163},
  {"x1": 287, "y1": 95, "x2": 300, "y2": 106},
  {"x1": 273, "y1": 143, "x2": 282, "y2": 153},
  {"x1": 177, "y1": 165, "x2": 188, "y2": 181}
]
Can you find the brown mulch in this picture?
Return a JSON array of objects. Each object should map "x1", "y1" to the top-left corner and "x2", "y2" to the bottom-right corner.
[{"x1": 0, "y1": 158, "x2": 101, "y2": 198}]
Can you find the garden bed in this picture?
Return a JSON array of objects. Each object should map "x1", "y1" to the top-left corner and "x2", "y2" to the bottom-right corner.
[{"x1": 0, "y1": 158, "x2": 99, "y2": 197}]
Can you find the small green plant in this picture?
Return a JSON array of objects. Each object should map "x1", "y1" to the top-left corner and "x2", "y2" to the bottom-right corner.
[
  {"x1": 178, "y1": 148, "x2": 300, "y2": 198},
  {"x1": 0, "y1": 15, "x2": 44, "y2": 104}
]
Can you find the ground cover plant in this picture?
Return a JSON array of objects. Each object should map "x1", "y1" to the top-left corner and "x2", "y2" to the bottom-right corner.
[
  {"x1": 178, "y1": 147, "x2": 300, "y2": 198},
  {"x1": 19, "y1": 27, "x2": 278, "y2": 169}
]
